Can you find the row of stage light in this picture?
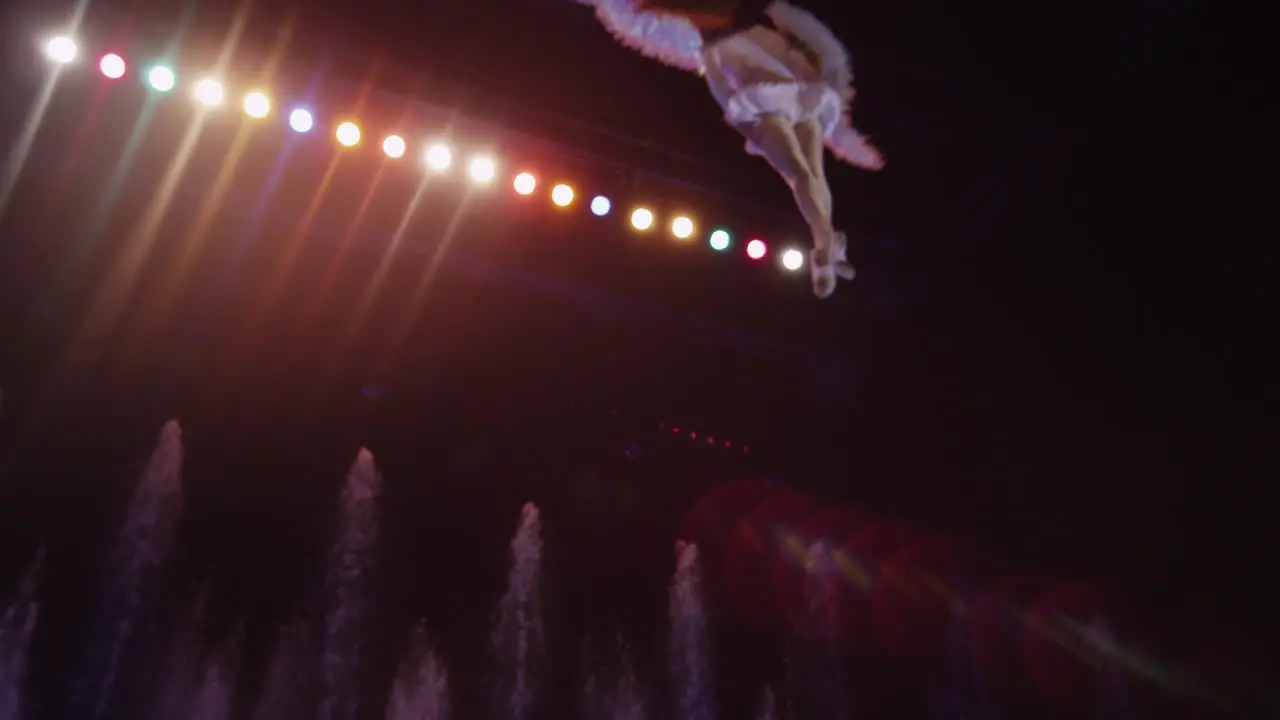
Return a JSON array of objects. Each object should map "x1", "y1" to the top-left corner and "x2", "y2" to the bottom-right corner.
[{"x1": 40, "y1": 35, "x2": 810, "y2": 272}]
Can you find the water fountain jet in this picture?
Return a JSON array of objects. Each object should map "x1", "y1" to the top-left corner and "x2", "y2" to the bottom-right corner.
[
  {"x1": 0, "y1": 545, "x2": 44, "y2": 720},
  {"x1": 319, "y1": 448, "x2": 382, "y2": 720},
  {"x1": 387, "y1": 619, "x2": 450, "y2": 720},
  {"x1": 669, "y1": 540, "x2": 714, "y2": 720},
  {"x1": 76, "y1": 420, "x2": 185, "y2": 719},
  {"x1": 489, "y1": 502, "x2": 544, "y2": 720}
]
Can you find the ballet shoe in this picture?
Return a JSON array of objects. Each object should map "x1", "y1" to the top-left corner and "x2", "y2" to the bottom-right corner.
[
  {"x1": 810, "y1": 247, "x2": 837, "y2": 299},
  {"x1": 830, "y1": 231, "x2": 856, "y2": 280}
]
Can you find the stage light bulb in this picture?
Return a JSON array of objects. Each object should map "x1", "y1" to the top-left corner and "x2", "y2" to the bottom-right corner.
[
  {"x1": 469, "y1": 156, "x2": 496, "y2": 184},
  {"x1": 591, "y1": 196, "x2": 611, "y2": 216},
  {"x1": 551, "y1": 184, "x2": 574, "y2": 207},
  {"x1": 382, "y1": 134, "x2": 406, "y2": 158},
  {"x1": 747, "y1": 239, "x2": 767, "y2": 260},
  {"x1": 43, "y1": 36, "x2": 77, "y2": 64},
  {"x1": 147, "y1": 66, "x2": 176, "y2": 92},
  {"x1": 336, "y1": 122, "x2": 361, "y2": 147},
  {"x1": 709, "y1": 229, "x2": 731, "y2": 251},
  {"x1": 631, "y1": 208, "x2": 654, "y2": 231},
  {"x1": 781, "y1": 248, "x2": 805, "y2": 271},
  {"x1": 289, "y1": 108, "x2": 314, "y2": 133},
  {"x1": 514, "y1": 173, "x2": 537, "y2": 195},
  {"x1": 672, "y1": 216, "x2": 694, "y2": 239},
  {"x1": 243, "y1": 91, "x2": 270, "y2": 118},
  {"x1": 99, "y1": 53, "x2": 126, "y2": 79},
  {"x1": 191, "y1": 78, "x2": 222, "y2": 106},
  {"x1": 424, "y1": 144, "x2": 452, "y2": 171}
]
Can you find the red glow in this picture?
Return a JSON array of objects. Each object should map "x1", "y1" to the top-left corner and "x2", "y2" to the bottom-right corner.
[{"x1": 746, "y1": 239, "x2": 767, "y2": 260}]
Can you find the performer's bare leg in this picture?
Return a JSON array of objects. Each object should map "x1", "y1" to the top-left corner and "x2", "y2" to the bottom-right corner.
[
  {"x1": 739, "y1": 114, "x2": 835, "y2": 241},
  {"x1": 739, "y1": 114, "x2": 840, "y2": 296},
  {"x1": 794, "y1": 117, "x2": 833, "y2": 220},
  {"x1": 796, "y1": 117, "x2": 854, "y2": 281}
]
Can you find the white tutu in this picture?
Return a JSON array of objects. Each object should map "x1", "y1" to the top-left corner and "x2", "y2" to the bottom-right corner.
[{"x1": 702, "y1": 26, "x2": 844, "y2": 158}]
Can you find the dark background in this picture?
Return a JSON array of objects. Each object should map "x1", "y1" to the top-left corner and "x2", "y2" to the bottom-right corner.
[{"x1": 0, "y1": 0, "x2": 1269, "y2": 717}]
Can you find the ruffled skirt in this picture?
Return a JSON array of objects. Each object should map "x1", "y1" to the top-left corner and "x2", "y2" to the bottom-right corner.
[{"x1": 701, "y1": 26, "x2": 844, "y2": 158}]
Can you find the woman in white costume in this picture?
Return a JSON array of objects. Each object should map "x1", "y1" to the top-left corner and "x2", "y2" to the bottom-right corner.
[{"x1": 577, "y1": 0, "x2": 884, "y2": 298}]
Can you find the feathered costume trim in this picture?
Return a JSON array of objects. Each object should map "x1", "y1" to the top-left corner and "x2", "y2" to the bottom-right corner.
[
  {"x1": 574, "y1": 0, "x2": 706, "y2": 74},
  {"x1": 576, "y1": 0, "x2": 883, "y2": 170}
]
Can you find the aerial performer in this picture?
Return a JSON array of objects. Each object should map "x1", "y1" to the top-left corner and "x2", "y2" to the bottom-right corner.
[{"x1": 575, "y1": 0, "x2": 885, "y2": 298}]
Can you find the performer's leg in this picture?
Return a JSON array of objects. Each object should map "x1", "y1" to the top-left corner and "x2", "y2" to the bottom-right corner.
[
  {"x1": 794, "y1": 118, "x2": 832, "y2": 220},
  {"x1": 796, "y1": 118, "x2": 854, "y2": 280},
  {"x1": 739, "y1": 114, "x2": 839, "y2": 297},
  {"x1": 739, "y1": 114, "x2": 835, "y2": 245}
]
